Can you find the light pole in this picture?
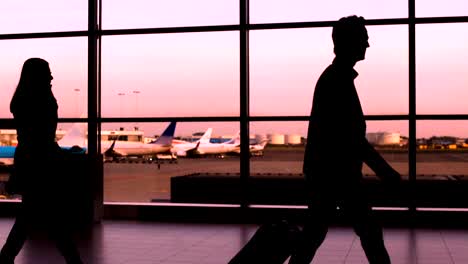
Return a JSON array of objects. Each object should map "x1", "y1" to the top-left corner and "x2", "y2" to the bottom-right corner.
[
  {"x1": 73, "y1": 88, "x2": 81, "y2": 117},
  {"x1": 132, "y1": 90, "x2": 140, "y2": 130},
  {"x1": 117, "y1": 92, "x2": 126, "y2": 118}
]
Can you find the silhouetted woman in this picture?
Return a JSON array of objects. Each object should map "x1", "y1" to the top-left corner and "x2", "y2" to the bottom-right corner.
[{"x1": 0, "y1": 58, "x2": 83, "y2": 264}]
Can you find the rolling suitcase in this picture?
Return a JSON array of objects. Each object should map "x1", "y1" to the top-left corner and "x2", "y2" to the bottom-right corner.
[{"x1": 228, "y1": 220, "x2": 300, "y2": 264}]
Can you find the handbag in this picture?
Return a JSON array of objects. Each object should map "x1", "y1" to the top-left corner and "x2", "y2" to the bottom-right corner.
[{"x1": 5, "y1": 164, "x2": 25, "y2": 195}]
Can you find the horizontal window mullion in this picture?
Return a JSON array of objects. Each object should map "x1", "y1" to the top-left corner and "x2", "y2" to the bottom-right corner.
[
  {"x1": 100, "y1": 25, "x2": 240, "y2": 36},
  {"x1": 250, "y1": 116, "x2": 309, "y2": 121},
  {"x1": 4, "y1": 115, "x2": 468, "y2": 126},
  {"x1": 0, "y1": 31, "x2": 89, "y2": 40},
  {"x1": 249, "y1": 18, "x2": 409, "y2": 31},
  {"x1": 1, "y1": 17, "x2": 467, "y2": 40},
  {"x1": 415, "y1": 16, "x2": 468, "y2": 24},
  {"x1": 248, "y1": 17, "x2": 468, "y2": 31},
  {"x1": 416, "y1": 115, "x2": 468, "y2": 120},
  {"x1": 250, "y1": 115, "x2": 410, "y2": 121},
  {"x1": 99, "y1": 116, "x2": 240, "y2": 123},
  {"x1": 249, "y1": 115, "x2": 468, "y2": 121}
]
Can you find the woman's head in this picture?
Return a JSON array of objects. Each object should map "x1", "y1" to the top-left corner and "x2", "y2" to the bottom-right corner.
[
  {"x1": 10, "y1": 58, "x2": 55, "y2": 113},
  {"x1": 18, "y1": 58, "x2": 53, "y2": 89}
]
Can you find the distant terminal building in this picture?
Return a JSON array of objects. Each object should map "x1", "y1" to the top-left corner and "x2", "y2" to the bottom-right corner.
[
  {"x1": 100, "y1": 130, "x2": 144, "y2": 142},
  {"x1": 417, "y1": 136, "x2": 462, "y2": 150},
  {"x1": 366, "y1": 132, "x2": 401, "y2": 146},
  {"x1": 0, "y1": 129, "x2": 19, "y2": 146}
]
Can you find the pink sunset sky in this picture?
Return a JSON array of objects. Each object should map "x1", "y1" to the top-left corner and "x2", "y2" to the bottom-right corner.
[{"x1": 0, "y1": 0, "x2": 467, "y2": 138}]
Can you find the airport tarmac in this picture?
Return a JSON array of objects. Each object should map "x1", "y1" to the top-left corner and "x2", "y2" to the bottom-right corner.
[
  {"x1": 1, "y1": 149, "x2": 468, "y2": 203},
  {"x1": 103, "y1": 149, "x2": 468, "y2": 203}
]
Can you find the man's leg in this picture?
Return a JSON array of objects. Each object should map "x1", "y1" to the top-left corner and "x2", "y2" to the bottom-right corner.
[
  {"x1": 47, "y1": 214, "x2": 83, "y2": 264},
  {"x1": 52, "y1": 231, "x2": 83, "y2": 264},
  {"x1": 343, "y1": 195, "x2": 391, "y2": 264},
  {"x1": 289, "y1": 200, "x2": 335, "y2": 264}
]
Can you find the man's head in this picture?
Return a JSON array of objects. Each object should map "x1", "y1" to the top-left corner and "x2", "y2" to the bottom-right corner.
[{"x1": 332, "y1": 16, "x2": 369, "y2": 63}]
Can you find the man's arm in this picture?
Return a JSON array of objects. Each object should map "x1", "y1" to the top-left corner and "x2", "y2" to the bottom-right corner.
[{"x1": 362, "y1": 137, "x2": 401, "y2": 183}]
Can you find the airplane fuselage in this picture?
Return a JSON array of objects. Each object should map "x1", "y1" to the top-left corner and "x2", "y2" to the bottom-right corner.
[{"x1": 104, "y1": 140, "x2": 172, "y2": 156}]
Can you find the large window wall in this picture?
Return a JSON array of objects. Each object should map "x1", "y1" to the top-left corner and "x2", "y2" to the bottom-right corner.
[{"x1": 0, "y1": 1, "x2": 467, "y2": 209}]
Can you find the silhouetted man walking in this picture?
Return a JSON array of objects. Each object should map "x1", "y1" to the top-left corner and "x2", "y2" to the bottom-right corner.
[{"x1": 289, "y1": 16, "x2": 401, "y2": 264}]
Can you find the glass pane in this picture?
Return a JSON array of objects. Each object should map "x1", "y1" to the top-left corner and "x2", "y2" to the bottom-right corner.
[
  {"x1": 416, "y1": 23, "x2": 468, "y2": 114},
  {"x1": 250, "y1": 121, "x2": 306, "y2": 175},
  {"x1": 0, "y1": 1, "x2": 87, "y2": 34},
  {"x1": 249, "y1": 121, "x2": 408, "y2": 205},
  {"x1": 417, "y1": 121, "x2": 468, "y2": 176},
  {"x1": 416, "y1": 0, "x2": 468, "y2": 18},
  {"x1": 57, "y1": 122, "x2": 89, "y2": 151},
  {"x1": 249, "y1": 121, "x2": 306, "y2": 206},
  {"x1": 101, "y1": 32, "x2": 239, "y2": 117},
  {"x1": 250, "y1": 25, "x2": 408, "y2": 116},
  {"x1": 102, "y1": 0, "x2": 239, "y2": 29},
  {"x1": 103, "y1": 121, "x2": 241, "y2": 203},
  {"x1": 416, "y1": 120, "x2": 468, "y2": 208},
  {"x1": 250, "y1": 0, "x2": 407, "y2": 24},
  {"x1": 0, "y1": 38, "x2": 88, "y2": 118}
]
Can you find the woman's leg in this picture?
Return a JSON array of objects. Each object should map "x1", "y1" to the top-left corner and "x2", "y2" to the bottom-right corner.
[{"x1": 0, "y1": 210, "x2": 28, "y2": 263}]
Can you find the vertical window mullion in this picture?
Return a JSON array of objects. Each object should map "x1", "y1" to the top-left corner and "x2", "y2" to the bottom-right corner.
[
  {"x1": 408, "y1": 0, "x2": 417, "y2": 212},
  {"x1": 97, "y1": 0, "x2": 102, "y2": 155},
  {"x1": 88, "y1": 0, "x2": 102, "y2": 221},
  {"x1": 240, "y1": 0, "x2": 250, "y2": 208},
  {"x1": 88, "y1": 0, "x2": 98, "y2": 162}
]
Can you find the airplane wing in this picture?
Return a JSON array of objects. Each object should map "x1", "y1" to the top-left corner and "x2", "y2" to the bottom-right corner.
[
  {"x1": 185, "y1": 142, "x2": 201, "y2": 156},
  {"x1": 103, "y1": 139, "x2": 125, "y2": 157}
]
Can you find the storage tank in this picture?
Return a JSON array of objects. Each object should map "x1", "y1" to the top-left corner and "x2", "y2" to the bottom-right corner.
[
  {"x1": 366, "y1": 132, "x2": 381, "y2": 145},
  {"x1": 380, "y1": 132, "x2": 400, "y2": 145},
  {"x1": 268, "y1": 133, "x2": 285, "y2": 145},
  {"x1": 286, "y1": 134, "x2": 302, "y2": 145},
  {"x1": 366, "y1": 132, "x2": 400, "y2": 146}
]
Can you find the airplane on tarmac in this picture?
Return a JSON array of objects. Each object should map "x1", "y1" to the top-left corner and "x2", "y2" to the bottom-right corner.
[
  {"x1": 231, "y1": 138, "x2": 269, "y2": 156},
  {"x1": 103, "y1": 122, "x2": 176, "y2": 158},
  {"x1": 170, "y1": 128, "x2": 212, "y2": 157},
  {"x1": 249, "y1": 139, "x2": 269, "y2": 156},
  {"x1": 67, "y1": 121, "x2": 177, "y2": 158},
  {"x1": 0, "y1": 146, "x2": 15, "y2": 166},
  {"x1": 0, "y1": 122, "x2": 177, "y2": 165},
  {"x1": 171, "y1": 129, "x2": 240, "y2": 158}
]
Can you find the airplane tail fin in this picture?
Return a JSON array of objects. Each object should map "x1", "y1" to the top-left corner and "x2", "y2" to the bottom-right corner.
[
  {"x1": 152, "y1": 122, "x2": 177, "y2": 146},
  {"x1": 58, "y1": 122, "x2": 87, "y2": 148},
  {"x1": 198, "y1": 128, "x2": 212, "y2": 144}
]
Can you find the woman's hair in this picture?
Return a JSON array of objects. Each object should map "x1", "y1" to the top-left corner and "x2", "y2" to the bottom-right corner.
[{"x1": 10, "y1": 58, "x2": 53, "y2": 114}]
